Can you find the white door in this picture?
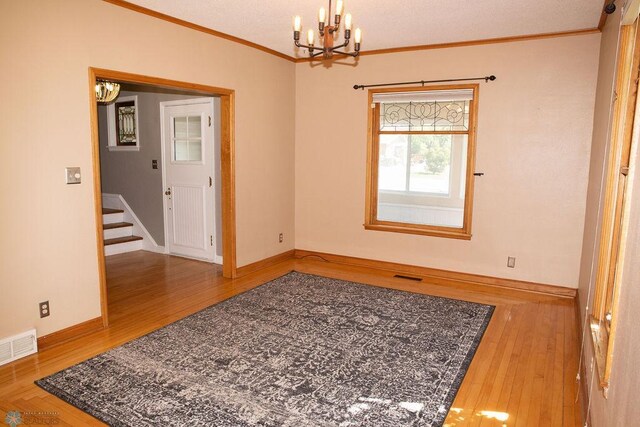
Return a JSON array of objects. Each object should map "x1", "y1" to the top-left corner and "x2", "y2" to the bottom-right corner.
[{"x1": 161, "y1": 99, "x2": 216, "y2": 262}]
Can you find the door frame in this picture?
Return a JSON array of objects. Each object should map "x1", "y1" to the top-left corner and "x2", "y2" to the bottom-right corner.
[
  {"x1": 88, "y1": 67, "x2": 237, "y2": 328},
  {"x1": 160, "y1": 97, "x2": 221, "y2": 264}
]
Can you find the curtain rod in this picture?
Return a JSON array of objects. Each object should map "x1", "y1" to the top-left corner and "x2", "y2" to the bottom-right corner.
[{"x1": 353, "y1": 75, "x2": 496, "y2": 90}]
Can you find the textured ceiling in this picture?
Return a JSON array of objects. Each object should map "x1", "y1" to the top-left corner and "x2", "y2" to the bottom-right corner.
[{"x1": 123, "y1": 0, "x2": 604, "y2": 57}]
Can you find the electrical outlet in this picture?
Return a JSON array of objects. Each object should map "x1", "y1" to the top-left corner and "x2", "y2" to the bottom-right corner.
[
  {"x1": 279, "y1": 233, "x2": 284, "y2": 243},
  {"x1": 507, "y1": 256, "x2": 516, "y2": 268},
  {"x1": 39, "y1": 301, "x2": 50, "y2": 318}
]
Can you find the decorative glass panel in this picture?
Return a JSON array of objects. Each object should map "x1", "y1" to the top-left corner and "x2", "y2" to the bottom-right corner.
[
  {"x1": 379, "y1": 100, "x2": 470, "y2": 132},
  {"x1": 115, "y1": 101, "x2": 137, "y2": 146}
]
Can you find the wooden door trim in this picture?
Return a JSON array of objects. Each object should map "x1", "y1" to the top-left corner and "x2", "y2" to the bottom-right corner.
[{"x1": 88, "y1": 67, "x2": 238, "y2": 327}]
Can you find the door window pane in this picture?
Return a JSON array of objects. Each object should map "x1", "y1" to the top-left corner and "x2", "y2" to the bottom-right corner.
[
  {"x1": 188, "y1": 116, "x2": 202, "y2": 138},
  {"x1": 175, "y1": 140, "x2": 189, "y2": 161},
  {"x1": 188, "y1": 141, "x2": 202, "y2": 161},
  {"x1": 174, "y1": 117, "x2": 188, "y2": 138},
  {"x1": 173, "y1": 115, "x2": 203, "y2": 162}
]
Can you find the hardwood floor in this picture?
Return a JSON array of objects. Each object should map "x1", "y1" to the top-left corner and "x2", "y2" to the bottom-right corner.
[{"x1": 0, "y1": 251, "x2": 583, "y2": 426}]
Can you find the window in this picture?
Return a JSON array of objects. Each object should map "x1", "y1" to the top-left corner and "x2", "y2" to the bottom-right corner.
[
  {"x1": 115, "y1": 100, "x2": 137, "y2": 146},
  {"x1": 365, "y1": 85, "x2": 479, "y2": 239},
  {"x1": 171, "y1": 114, "x2": 203, "y2": 163},
  {"x1": 106, "y1": 95, "x2": 140, "y2": 151}
]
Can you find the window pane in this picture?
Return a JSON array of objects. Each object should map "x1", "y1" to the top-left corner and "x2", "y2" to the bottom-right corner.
[
  {"x1": 174, "y1": 117, "x2": 188, "y2": 138},
  {"x1": 377, "y1": 134, "x2": 468, "y2": 228},
  {"x1": 408, "y1": 135, "x2": 452, "y2": 194},
  {"x1": 378, "y1": 134, "x2": 408, "y2": 191},
  {"x1": 188, "y1": 116, "x2": 202, "y2": 138},
  {"x1": 174, "y1": 140, "x2": 188, "y2": 161},
  {"x1": 188, "y1": 139, "x2": 202, "y2": 161},
  {"x1": 174, "y1": 139, "x2": 202, "y2": 162}
]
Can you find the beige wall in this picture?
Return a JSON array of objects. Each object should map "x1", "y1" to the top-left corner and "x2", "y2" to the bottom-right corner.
[
  {"x1": 295, "y1": 35, "x2": 601, "y2": 288},
  {"x1": 577, "y1": 8, "x2": 640, "y2": 426},
  {"x1": 0, "y1": 0, "x2": 295, "y2": 338}
]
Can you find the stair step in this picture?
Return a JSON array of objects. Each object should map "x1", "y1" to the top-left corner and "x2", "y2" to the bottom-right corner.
[
  {"x1": 102, "y1": 208, "x2": 124, "y2": 215},
  {"x1": 104, "y1": 235, "x2": 143, "y2": 246},
  {"x1": 103, "y1": 222, "x2": 133, "y2": 230}
]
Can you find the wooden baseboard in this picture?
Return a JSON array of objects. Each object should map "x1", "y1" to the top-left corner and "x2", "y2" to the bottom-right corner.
[
  {"x1": 236, "y1": 249, "x2": 295, "y2": 277},
  {"x1": 37, "y1": 317, "x2": 104, "y2": 351},
  {"x1": 294, "y1": 249, "x2": 577, "y2": 298}
]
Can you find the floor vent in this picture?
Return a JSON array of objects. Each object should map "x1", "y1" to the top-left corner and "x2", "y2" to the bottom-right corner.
[
  {"x1": 0, "y1": 329, "x2": 38, "y2": 366},
  {"x1": 393, "y1": 274, "x2": 423, "y2": 282}
]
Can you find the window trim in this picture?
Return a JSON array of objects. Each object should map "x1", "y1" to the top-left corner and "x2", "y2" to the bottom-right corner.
[
  {"x1": 364, "y1": 84, "x2": 479, "y2": 240},
  {"x1": 589, "y1": 20, "x2": 640, "y2": 394},
  {"x1": 106, "y1": 95, "x2": 140, "y2": 152}
]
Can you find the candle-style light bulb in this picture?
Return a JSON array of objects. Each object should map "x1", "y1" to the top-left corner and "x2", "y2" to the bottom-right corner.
[
  {"x1": 293, "y1": 16, "x2": 301, "y2": 32},
  {"x1": 307, "y1": 29, "x2": 315, "y2": 45},
  {"x1": 354, "y1": 28, "x2": 362, "y2": 44},
  {"x1": 344, "y1": 13, "x2": 352, "y2": 30},
  {"x1": 318, "y1": 7, "x2": 326, "y2": 23},
  {"x1": 336, "y1": 0, "x2": 344, "y2": 16}
]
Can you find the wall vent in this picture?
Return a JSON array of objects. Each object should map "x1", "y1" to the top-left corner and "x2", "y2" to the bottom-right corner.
[
  {"x1": 0, "y1": 329, "x2": 38, "y2": 366},
  {"x1": 393, "y1": 274, "x2": 423, "y2": 282}
]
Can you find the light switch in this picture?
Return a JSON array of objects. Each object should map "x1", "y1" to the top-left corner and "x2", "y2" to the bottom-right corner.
[{"x1": 65, "y1": 167, "x2": 81, "y2": 184}]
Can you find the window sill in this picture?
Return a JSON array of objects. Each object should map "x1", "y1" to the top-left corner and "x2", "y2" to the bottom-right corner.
[
  {"x1": 107, "y1": 145, "x2": 140, "y2": 152},
  {"x1": 589, "y1": 316, "x2": 610, "y2": 392},
  {"x1": 364, "y1": 223, "x2": 471, "y2": 240}
]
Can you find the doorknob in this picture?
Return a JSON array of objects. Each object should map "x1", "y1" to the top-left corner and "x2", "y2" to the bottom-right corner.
[{"x1": 165, "y1": 188, "x2": 171, "y2": 196}]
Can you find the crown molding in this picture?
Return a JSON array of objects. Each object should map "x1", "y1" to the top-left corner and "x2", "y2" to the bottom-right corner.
[
  {"x1": 103, "y1": 1, "x2": 601, "y2": 65},
  {"x1": 103, "y1": 0, "x2": 296, "y2": 62},
  {"x1": 295, "y1": 28, "x2": 601, "y2": 62}
]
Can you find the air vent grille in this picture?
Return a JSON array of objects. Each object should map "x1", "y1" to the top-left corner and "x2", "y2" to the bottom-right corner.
[
  {"x1": 0, "y1": 342, "x2": 11, "y2": 364},
  {"x1": 393, "y1": 274, "x2": 423, "y2": 282},
  {"x1": 13, "y1": 335, "x2": 36, "y2": 357},
  {"x1": 0, "y1": 329, "x2": 38, "y2": 366}
]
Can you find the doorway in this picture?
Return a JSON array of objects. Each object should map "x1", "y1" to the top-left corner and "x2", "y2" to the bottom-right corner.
[{"x1": 89, "y1": 68, "x2": 237, "y2": 327}]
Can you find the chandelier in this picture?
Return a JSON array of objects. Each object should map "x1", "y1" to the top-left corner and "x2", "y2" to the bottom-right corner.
[
  {"x1": 95, "y1": 80, "x2": 121, "y2": 103},
  {"x1": 293, "y1": 0, "x2": 361, "y2": 59}
]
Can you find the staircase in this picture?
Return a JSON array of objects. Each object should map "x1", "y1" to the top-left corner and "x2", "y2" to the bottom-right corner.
[{"x1": 102, "y1": 208, "x2": 143, "y2": 255}]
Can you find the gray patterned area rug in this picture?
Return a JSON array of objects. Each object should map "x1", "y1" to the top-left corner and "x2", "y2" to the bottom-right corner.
[{"x1": 36, "y1": 272, "x2": 494, "y2": 427}]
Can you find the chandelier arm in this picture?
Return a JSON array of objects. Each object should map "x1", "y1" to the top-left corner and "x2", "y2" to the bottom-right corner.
[
  {"x1": 331, "y1": 50, "x2": 358, "y2": 57},
  {"x1": 330, "y1": 40, "x2": 350, "y2": 50},
  {"x1": 295, "y1": 41, "x2": 322, "y2": 54}
]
